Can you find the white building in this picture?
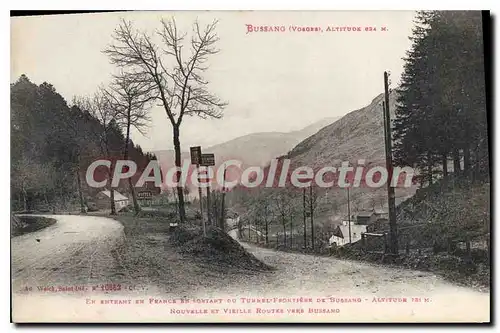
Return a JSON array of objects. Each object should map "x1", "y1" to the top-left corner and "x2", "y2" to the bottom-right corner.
[
  {"x1": 329, "y1": 221, "x2": 367, "y2": 247},
  {"x1": 95, "y1": 190, "x2": 130, "y2": 210}
]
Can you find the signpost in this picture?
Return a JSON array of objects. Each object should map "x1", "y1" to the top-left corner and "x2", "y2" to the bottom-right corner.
[
  {"x1": 137, "y1": 191, "x2": 153, "y2": 199},
  {"x1": 137, "y1": 190, "x2": 153, "y2": 206},
  {"x1": 200, "y1": 153, "x2": 215, "y2": 167},
  {"x1": 190, "y1": 146, "x2": 205, "y2": 236},
  {"x1": 201, "y1": 153, "x2": 215, "y2": 226},
  {"x1": 190, "y1": 146, "x2": 202, "y2": 165}
]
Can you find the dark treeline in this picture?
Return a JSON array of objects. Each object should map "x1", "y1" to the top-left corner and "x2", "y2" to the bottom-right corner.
[
  {"x1": 11, "y1": 75, "x2": 157, "y2": 212},
  {"x1": 393, "y1": 11, "x2": 489, "y2": 185}
]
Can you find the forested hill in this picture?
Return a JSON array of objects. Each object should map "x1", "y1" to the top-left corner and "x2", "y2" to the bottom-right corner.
[
  {"x1": 226, "y1": 10, "x2": 489, "y2": 253},
  {"x1": 11, "y1": 75, "x2": 157, "y2": 211},
  {"x1": 393, "y1": 11, "x2": 489, "y2": 183}
]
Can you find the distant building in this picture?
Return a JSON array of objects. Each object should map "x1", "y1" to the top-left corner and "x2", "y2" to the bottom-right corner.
[
  {"x1": 373, "y1": 208, "x2": 389, "y2": 219},
  {"x1": 356, "y1": 211, "x2": 376, "y2": 225},
  {"x1": 340, "y1": 214, "x2": 356, "y2": 226},
  {"x1": 329, "y1": 224, "x2": 367, "y2": 247},
  {"x1": 95, "y1": 190, "x2": 129, "y2": 210},
  {"x1": 366, "y1": 218, "x2": 389, "y2": 233},
  {"x1": 355, "y1": 209, "x2": 388, "y2": 225}
]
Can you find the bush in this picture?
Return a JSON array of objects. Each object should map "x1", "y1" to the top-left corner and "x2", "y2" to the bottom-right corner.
[{"x1": 138, "y1": 209, "x2": 178, "y2": 220}]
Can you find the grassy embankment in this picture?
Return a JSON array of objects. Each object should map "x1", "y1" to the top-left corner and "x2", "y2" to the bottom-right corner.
[
  {"x1": 11, "y1": 215, "x2": 57, "y2": 237},
  {"x1": 101, "y1": 205, "x2": 272, "y2": 294},
  {"x1": 335, "y1": 175, "x2": 490, "y2": 291}
]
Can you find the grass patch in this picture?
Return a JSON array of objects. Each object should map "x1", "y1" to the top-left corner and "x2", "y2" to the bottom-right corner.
[
  {"x1": 11, "y1": 216, "x2": 57, "y2": 237},
  {"x1": 108, "y1": 213, "x2": 271, "y2": 271},
  {"x1": 171, "y1": 225, "x2": 273, "y2": 272}
]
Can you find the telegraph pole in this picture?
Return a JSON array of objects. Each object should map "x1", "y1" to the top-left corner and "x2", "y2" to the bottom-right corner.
[
  {"x1": 220, "y1": 167, "x2": 227, "y2": 230},
  {"x1": 347, "y1": 187, "x2": 352, "y2": 243},
  {"x1": 383, "y1": 71, "x2": 398, "y2": 255},
  {"x1": 303, "y1": 188, "x2": 307, "y2": 248},
  {"x1": 206, "y1": 169, "x2": 212, "y2": 226},
  {"x1": 309, "y1": 185, "x2": 315, "y2": 251},
  {"x1": 197, "y1": 164, "x2": 205, "y2": 236}
]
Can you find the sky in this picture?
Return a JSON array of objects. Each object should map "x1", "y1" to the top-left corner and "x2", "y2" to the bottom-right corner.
[{"x1": 11, "y1": 11, "x2": 416, "y2": 152}]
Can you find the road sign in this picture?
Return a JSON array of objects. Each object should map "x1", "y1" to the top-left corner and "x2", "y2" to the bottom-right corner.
[
  {"x1": 137, "y1": 191, "x2": 153, "y2": 199},
  {"x1": 200, "y1": 153, "x2": 215, "y2": 166},
  {"x1": 190, "y1": 146, "x2": 202, "y2": 165}
]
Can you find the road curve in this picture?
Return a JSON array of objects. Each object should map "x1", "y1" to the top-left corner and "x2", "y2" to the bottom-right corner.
[
  {"x1": 11, "y1": 214, "x2": 124, "y2": 292},
  {"x1": 226, "y1": 229, "x2": 490, "y2": 322}
]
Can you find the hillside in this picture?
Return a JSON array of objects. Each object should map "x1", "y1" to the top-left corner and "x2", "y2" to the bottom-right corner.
[
  {"x1": 154, "y1": 116, "x2": 340, "y2": 195},
  {"x1": 228, "y1": 91, "x2": 417, "y2": 231},
  {"x1": 204, "y1": 116, "x2": 340, "y2": 167},
  {"x1": 156, "y1": 116, "x2": 339, "y2": 168},
  {"x1": 338, "y1": 174, "x2": 490, "y2": 289}
]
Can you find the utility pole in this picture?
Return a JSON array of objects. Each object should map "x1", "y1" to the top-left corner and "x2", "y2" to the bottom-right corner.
[
  {"x1": 383, "y1": 71, "x2": 398, "y2": 255},
  {"x1": 309, "y1": 185, "x2": 315, "y2": 251},
  {"x1": 206, "y1": 168, "x2": 212, "y2": 226},
  {"x1": 197, "y1": 164, "x2": 205, "y2": 236},
  {"x1": 264, "y1": 202, "x2": 269, "y2": 245},
  {"x1": 347, "y1": 187, "x2": 352, "y2": 244},
  {"x1": 303, "y1": 188, "x2": 307, "y2": 249},
  {"x1": 220, "y1": 167, "x2": 227, "y2": 230}
]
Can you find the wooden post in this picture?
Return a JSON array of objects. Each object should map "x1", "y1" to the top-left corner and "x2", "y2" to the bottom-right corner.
[
  {"x1": 347, "y1": 187, "x2": 351, "y2": 243},
  {"x1": 383, "y1": 71, "x2": 398, "y2": 255},
  {"x1": 303, "y1": 188, "x2": 307, "y2": 249},
  {"x1": 220, "y1": 167, "x2": 227, "y2": 230},
  {"x1": 384, "y1": 233, "x2": 388, "y2": 253},
  {"x1": 487, "y1": 237, "x2": 490, "y2": 261},
  {"x1": 197, "y1": 164, "x2": 205, "y2": 237},
  {"x1": 206, "y1": 181, "x2": 212, "y2": 226},
  {"x1": 466, "y1": 236, "x2": 471, "y2": 258},
  {"x1": 309, "y1": 185, "x2": 315, "y2": 251}
]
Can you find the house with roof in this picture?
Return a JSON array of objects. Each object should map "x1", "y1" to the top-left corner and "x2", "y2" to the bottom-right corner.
[
  {"x1": 366, "y1": 218, "x2": 389, "y2": 233},
  {"x1": 356, "y1": 210, "x2": 377, "y2": 225},
  {"x1": 329, "y1": 222, "x2": 367, "y2": 247},
  {"x1": 95, "y1": 190, "x2": 129, "y2": 211},
  {"x1": 353, "y1": 209, "x2": 389, "y2": 225}
]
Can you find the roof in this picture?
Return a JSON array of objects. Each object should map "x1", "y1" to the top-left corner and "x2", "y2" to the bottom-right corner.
[
  {"x1": 99, "y1": 190, "x2": 128, "y2": 201},
  {"x1": 357, "y1": 211, "x2": 374, "y2": 218},
  {"x1": 331, "y1": 225, "x2": 367, "y2": 239}
]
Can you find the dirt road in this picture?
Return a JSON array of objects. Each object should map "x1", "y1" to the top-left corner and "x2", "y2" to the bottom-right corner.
[
  {"x1": 11, "y1": 214, "x2": 125, "y2": 292},
  {"x1": 218, "y1": 229, "x2": 490, "y2": 322},
  {"x1": 11, "y1": 216, "x2": 490, "y2": 322}
]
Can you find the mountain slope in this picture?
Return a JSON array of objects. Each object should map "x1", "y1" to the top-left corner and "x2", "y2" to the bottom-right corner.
[
  {"x1": 205, "y1": 116, "x2": 340, "y2": 167},
  {"x1": 288, "y1": 94, "x2": 392, "y2": 168},
  {"x1": 155, "y1": 116, "x2": 340, "y2": 169},
  {"x1": 228, "y1": 92, "x2": 417, "y2": 230}
]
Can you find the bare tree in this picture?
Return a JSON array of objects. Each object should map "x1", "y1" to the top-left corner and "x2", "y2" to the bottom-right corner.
[
  {"x1": 289, "y1": 204, "x2": 296, "y2": 248},
  {"x1": 275, "y1": 193, "x2": 289, "y2": 247},
  {"x1": 104, "y1": 18, "x2": 227, "y2": 224},
  {"x1": 307, "y1": 185, "x2": 319, "y2": 250},
  {"x1": 104, "y1": 72, "x2": 157, "y2": 215},
  {"x1": 75, "y1": 90, "x2": 121, "y2": 215},
  {"x1": 262, "y1": 200, "x2": 272, "y2": 245}
]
